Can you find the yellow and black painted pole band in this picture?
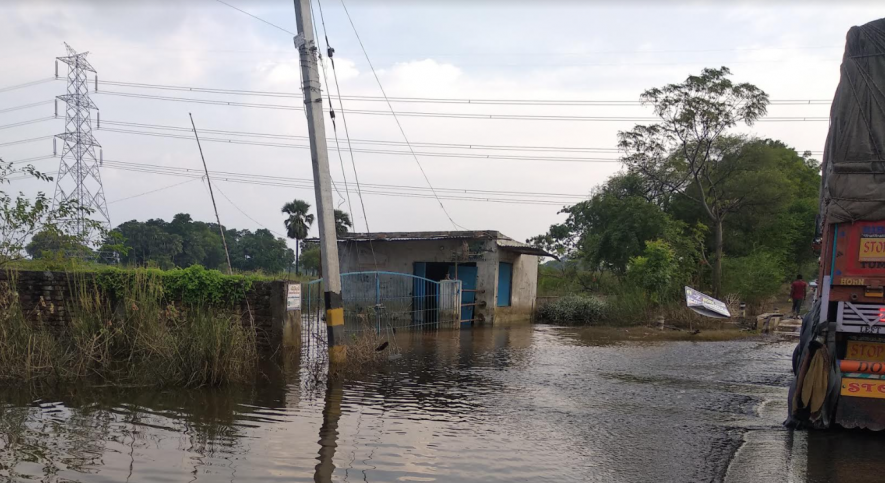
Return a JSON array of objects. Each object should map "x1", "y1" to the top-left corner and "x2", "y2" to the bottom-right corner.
[{"x1": 325, "y1": 291, "x2": 346, "y2": 363}]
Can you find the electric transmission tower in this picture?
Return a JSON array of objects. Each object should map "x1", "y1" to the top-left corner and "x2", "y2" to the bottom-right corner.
[{"x1": 53, "y1": 42, "x2": 109, "y2": 238}]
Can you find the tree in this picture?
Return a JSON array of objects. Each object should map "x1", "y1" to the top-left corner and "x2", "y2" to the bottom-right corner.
[
  {"x1": 334, "y1": 209, "x2": 352, "y2": 236},
  {"x1": 0, "y1": 160, "x2": 99, "y2": 267},
  {"x1": 619, "y1": 67, "x2": 770, "y2": 295},
  {"x1": 26, "y1": 228, "x2": 91, "y2": 259},
  {"x1": 299, "y1": 245, "x2": 321, "y2": 275},
  {"x1": 627, "y1": 240, "x2": 677, "y2": 304},
  {"x1": 281, "y1": 199, "x2": 314, "y2": 275},
  {"x1": 168, "y1": 213, "x2": 225, "y2": 269},
  {"x1": 112, "y1": 219, "x2": 183, "y2": 268},
  {"x1": 529, "y1": 173, "x2": 677, "y2": 273},
  {"x1": 229, "y1": 228, "x2": 295, "y2": 273}
]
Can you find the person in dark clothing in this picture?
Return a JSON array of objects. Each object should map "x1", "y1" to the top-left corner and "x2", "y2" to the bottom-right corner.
[{"x1": 790, "y1": 274, "x2": 808, "y2": 317}]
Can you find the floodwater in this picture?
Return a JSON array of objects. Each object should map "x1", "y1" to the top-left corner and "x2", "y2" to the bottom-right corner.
[{"x1": 2, "y1": 326, "x2": 884, "y2": 482}]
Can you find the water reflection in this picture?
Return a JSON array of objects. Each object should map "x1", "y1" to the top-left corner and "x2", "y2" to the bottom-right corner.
[{"x1": 1, "y1": 325, "x2": 883, "y2": 482}]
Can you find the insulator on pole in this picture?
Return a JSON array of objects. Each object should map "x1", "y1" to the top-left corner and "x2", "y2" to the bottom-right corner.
[
  {"x1": 54, "y1": 99, "x2": 57, "y2": 118},
  {"x1": 53, "y1": 137, "x2": 56, "y2": 156},
  {"x1": 94, "y1": 75, "x2": 98, "y2": 92},
  {"x1": 97, "y1": 111, "x2": 100, "y2": 129},
  {"x1": 100, "y1": 149, "x2": 103, "y2": 166},
  {"x1": 55, "y1": 60, "x2": 58, "y2": 79}
]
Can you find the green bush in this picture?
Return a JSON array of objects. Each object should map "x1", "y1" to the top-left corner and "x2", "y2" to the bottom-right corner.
[
  {"x1": 94, "y1": 265, "x2": 254, "y2": 306},
  {"x1": 722, "y1": 250, "x2": 785, "y2": 305},
  {"x1": 537, "y1": 295, "x2": 606, "y2": 325},
  {"x1": 627, "y1": 239, "x2": 677, "y2": 303}
]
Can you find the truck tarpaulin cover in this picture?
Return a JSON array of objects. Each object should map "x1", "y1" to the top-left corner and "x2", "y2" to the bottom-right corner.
[{"x1": 821, "y1": 18, "x2": 885, "y2": 224}]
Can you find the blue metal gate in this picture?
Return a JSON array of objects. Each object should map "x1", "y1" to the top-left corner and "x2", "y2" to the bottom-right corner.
[{"x1": 302, "y1": 271, "x2": 461, "y2": 348}]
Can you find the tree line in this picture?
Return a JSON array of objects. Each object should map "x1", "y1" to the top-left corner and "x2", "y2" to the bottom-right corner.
[
  {"x1": 530, "y1": 67, "x2": 821, "y2": 306},
  {"x1": 24, "y1": 198, "x2": 353, "y2": 275}
]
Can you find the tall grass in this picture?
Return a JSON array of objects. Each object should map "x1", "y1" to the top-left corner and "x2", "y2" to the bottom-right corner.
[{"x1": 0, "y1": 271, "x2": 257, "y2": 387}]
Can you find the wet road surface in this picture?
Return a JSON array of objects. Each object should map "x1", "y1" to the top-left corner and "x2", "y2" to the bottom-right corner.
[{"x1": 1, "y1": 325, "x2": 883, "y2": 482}]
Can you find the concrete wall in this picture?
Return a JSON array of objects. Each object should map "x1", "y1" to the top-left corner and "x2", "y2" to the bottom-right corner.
[
  {"x1": 337, "y1": 239, "x2": 537, "y2": 325},
  {"x1": 492, "y1": 250, "x2": 539, "y2": 324},
  {"x1": 0, "y1": 270, "x2": 290, "y2": 351}
]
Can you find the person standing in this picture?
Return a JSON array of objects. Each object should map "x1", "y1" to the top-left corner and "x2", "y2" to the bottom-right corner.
[{"x1": 790, "y1": 274, "x2": 808, "y2": 317}]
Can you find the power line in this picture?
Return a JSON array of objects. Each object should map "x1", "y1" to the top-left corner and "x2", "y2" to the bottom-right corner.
[
  {"x1": 94, "y1": 78, "x2": 833, "y2": 106},
  {"x1": 93, "y1": 90, "x2": 830, "y2": 122},
  {"x1": 99, "y1": 118, "x2": 621, "y2": 153},
  {"x1": 214, "y1": 0, "x2": 296, "y2": 35},
  {"x1": 0, "y1": 100, "x2": 54, "y2": 115},
  {"x1": 311, "y1": 0, "x2": 355, "y2": 218},
  {"x1": 97, "y1": 125, "x2": 624, "y2": 162},
  {"x1": 100, "y1": 158, "x2": 590, "y2": 198},
  {"x1": 108, "y1": 177, "x2": 201, "y2": 204},
  {"x1": 0, "y1": 78, "x2": 55, "y2": 94},
  {"x1": 97, "y1": 159, "x2": 586, "y2": 205},
  {"x1": 0, "y1": 135, "x2": 54, "y2": 147},
  {"x1": 104, "y1": 163, "x2": 572, "y2": 205},
  {"x1": 214, "y1": 183, "x2": 288, "y2": 238},
  {"x1": 5, "y1": 154, "x2": 55, "y2": 165},
  {"x1": 0, "y1": 116, "x2": 55, "y2": 130}
]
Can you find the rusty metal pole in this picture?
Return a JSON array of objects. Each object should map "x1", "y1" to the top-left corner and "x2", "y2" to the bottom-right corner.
[{"x1": 293, "y1": 0, "x2": 344, "y2": 363}]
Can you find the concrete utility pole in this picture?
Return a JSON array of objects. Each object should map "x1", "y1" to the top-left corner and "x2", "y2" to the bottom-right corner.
[{"x1": 293, "y1": 0, "x2": 345, "y2": 363}]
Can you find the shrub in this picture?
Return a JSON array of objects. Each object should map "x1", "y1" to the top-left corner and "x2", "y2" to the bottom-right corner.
[
  {"x1": 722, "y1": 250, "x2": 785, "y2": 306},
  {"x1": 627, "y1": 239, "x2": 677, "y2": 303},
  {"x1": 537, "y1": 295, "x2": 606, "y2": 325}
]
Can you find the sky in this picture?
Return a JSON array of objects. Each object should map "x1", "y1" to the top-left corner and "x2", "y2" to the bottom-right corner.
[{"x1": 0, "y1": 1, "x2": 882, "y2": 250}]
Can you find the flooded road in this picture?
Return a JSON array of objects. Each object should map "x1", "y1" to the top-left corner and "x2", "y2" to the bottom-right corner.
[{"x1": 1, "y1": 325, "x2": 882, "y2": 482}]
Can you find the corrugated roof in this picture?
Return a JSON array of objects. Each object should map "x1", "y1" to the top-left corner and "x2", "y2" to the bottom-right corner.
[
  {"x1": 306, "y1": 230, "x2": 558, "y2": 259},
  {"x1": 334, "y1": 230, "x2": 501, "y2": 242}
]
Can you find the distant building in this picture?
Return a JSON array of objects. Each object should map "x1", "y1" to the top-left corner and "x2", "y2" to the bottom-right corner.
[{"x1": 332, "y1": 230, "x2": 554, "y2": 325}]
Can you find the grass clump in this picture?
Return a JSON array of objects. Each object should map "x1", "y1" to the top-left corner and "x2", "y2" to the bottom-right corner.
[
  {"x1": 0, "y1": 270, "x2": 257, "y2": 387},
  {"x1": 537, "y1": 295, "x2": 606, "y2": 325}
]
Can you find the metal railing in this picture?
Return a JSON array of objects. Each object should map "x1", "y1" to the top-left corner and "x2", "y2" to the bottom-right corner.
[{"x1": 301, "y1": 271, "x2": 462, "y2": 349}]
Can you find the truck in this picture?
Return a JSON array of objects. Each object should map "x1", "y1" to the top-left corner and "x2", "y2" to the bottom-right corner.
[{"x1": 787, "y1": 17, "x2": 885, "y2": 430}]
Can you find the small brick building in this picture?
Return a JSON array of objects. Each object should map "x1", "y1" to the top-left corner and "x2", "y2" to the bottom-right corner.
[{"x1": 331, "y1": 231, "x2": 553, "y2": 325}]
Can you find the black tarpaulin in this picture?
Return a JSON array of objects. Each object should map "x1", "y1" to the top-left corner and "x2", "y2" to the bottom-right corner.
[{"x1": 821, "y1": 18, "x2": 885, "y2": 224}]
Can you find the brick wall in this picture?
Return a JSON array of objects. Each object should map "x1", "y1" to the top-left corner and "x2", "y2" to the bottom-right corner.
[{"x1": 1, "y1": 270, "x2": 288, "y2": 351}]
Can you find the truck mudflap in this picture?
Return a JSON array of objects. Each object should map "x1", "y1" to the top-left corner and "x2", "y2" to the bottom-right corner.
[{"x1": 836, "y1": 397, "x2": 885, "y2": 431}]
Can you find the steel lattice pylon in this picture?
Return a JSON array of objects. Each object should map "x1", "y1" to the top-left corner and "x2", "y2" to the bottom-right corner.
[{"x1": 53, "y1": 42, "x2": 109, "y2": 237}]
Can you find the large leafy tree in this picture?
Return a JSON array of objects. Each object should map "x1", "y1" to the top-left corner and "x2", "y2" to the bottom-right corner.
[
  {"x1": 113, "y1": 219, "x2": 183, "y2": 269},
  {"x1": 281, "y1": 199, "x2": 314, "y2": 275},
  {"x1": 618, "y1": 67, "x2": 770, "y2": 295},
  {"x1": 529, "y1": 173, "x2": 685, "y2": 273},
  {"x1": 227, "y1": 228, "x2": 295, "y2": 273}
]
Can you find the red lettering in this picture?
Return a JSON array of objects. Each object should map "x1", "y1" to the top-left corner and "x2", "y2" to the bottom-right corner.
[
  {"x1": 862, "y1": 383, "x2": 874, "y2": 392},
  {"x1": 877, "y1": 385, "x2": 885, "y2": 394},
  {"x1": 849, "y1": 382, "x2": 860, "y2": 393}
]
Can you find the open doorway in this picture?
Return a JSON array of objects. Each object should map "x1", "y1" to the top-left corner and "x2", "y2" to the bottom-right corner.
[{"x1": 413, "y1": 262, "x2": 478, "y2": 326}]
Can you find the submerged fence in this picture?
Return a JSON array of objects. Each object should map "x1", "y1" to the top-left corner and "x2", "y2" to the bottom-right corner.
[{"x1": 301, "y1": 271, "x2": 462, "y2": 350}]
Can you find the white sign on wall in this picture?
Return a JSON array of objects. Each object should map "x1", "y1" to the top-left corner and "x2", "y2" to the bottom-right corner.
[{"x1": 287, "y1": 283, "x2": 301, "y2": 311}]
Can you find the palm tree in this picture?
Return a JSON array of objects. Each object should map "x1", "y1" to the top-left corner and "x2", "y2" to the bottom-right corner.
[
  {"x1": 334, "y1": 210, "x2": 352, "y2": 236},
  {"x1": 282, "y1": 199, "x2": 314, "y2": 274}
]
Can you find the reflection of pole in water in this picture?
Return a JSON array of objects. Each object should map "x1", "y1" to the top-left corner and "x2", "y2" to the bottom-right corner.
[{"x1": 314, "y1": 379, "x2": 343, "y2": 483}]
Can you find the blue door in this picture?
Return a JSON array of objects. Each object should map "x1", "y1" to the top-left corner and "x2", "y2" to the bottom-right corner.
[
  {"x1": 448, "y1": 265, "x2": 477, "y2": 326},
  {"x1": 497, "y1": 262, "x2": 513, "y2": 307}
]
